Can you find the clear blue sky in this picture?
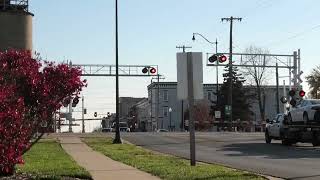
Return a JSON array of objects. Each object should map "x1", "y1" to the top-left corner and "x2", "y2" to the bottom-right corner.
[{"x1": 30, "y1": 0, "x2": 320, "y2": 131}]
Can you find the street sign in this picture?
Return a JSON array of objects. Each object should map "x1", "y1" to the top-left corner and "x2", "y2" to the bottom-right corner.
[
  {"x1": 215, "y1": 111, "x2": 221, "y2": 119},
  {"x1": 225, "y1": 105, "x2": 231, "y2": 116},
  {"x1": 177, "y1": 52, "x2": 203, "y2": 100}
]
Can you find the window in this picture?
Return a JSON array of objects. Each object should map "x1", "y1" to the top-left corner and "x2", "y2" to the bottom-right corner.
[
  {"x1": 163, "y1": 90, "x2": 168, "y2": 101},
  {"x1": 163, "y1": 107, "x2": 168, "y2": 117}
]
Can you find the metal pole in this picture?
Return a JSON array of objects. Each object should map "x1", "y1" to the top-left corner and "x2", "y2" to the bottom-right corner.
[
  {"x1": 228, "y1": 17, "x2": 233, "y2": 131},
  {"x1": 276, "y1": 63, "x2": 280, "y2": 114},
  {"x1": 215, "y1": 39, "x2": 219, "y2": 106},
  {"x1": 68, "y1": 102, "x2": 72, "y2": 132},
  {"x1": 150, "y1": 79, "x2": 153, "y2": 131},
  {"x1": 293, "y1": 51, "x2": 298, "y2": 89},
  {"x1": 157, "y1": 74, "x2": 161, "y2": 129},
  {"x1": 187, "y1": 52, "x2": 196, "y2": 166},
  {"x1": 113, "y1": 0, "x2": 121, "y2": 144},
  {"x1": 283, "y1": 80, "x2": 287, "y2": 114},
  {"x1": 82, "y1": 96, "x2": 85, "y2": 133}
]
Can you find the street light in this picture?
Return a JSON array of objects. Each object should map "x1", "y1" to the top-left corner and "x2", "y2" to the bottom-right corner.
[
  {"x1": 169, "y1": 107, "x2": 172, "y2": 131},
  {"x1": 192, "y1": 33, "x2": 220, "y2": 109}
]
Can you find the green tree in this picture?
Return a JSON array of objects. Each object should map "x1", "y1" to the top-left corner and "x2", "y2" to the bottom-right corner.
[
  {"x1": 217, "y1": 65, "x2": 252, "y2": 123},
  {"x1": 306, "y1": 66, "x2": 320, "y2": 99}
]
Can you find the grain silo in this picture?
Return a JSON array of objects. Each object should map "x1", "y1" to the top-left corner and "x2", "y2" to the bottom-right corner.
[{"x1": 0, "y1": 0, "x2": 33, "y2": 51}]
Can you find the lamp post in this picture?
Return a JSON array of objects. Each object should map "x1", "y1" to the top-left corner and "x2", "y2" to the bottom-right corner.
[
  {"x1": 169, "y1": 107, "x2": 172, "y2": 131},
  {"x1": 192, "y1": 33, "x2": 219, "y2": 110},
  {"x1": 113, "y1": 0, "x2": 121, "y2": 144}
]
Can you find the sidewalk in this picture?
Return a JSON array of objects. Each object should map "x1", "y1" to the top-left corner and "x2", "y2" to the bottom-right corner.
[{"x1": 59, "y1": 136, "x2": 160, "y2": 180}]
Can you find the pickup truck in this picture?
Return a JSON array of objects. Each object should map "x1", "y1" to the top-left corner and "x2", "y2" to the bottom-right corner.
[{"x1": 265, "y1": 113, "x2": 320, "y2": 146}]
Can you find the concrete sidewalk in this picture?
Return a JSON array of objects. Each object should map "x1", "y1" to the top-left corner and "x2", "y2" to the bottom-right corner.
[{"x1": 59, "y1": 136, "x2": 160, "y2": 180}]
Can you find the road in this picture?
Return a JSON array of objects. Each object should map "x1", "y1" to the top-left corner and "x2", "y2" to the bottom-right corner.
[{"x1": 120, "y1": 132, "x2": 320, "y2": 180}]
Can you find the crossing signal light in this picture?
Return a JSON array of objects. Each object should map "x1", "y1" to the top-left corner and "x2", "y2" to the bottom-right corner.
[
  {"x1": 289, "y1": 89, "x2": 295, "y2": 97},
  {"x1": 142, "y1": 67, "x2": 148, "y2": 74},
  {"x1": 208, "y1": 54, "x2": 218, "y2": 63},
  {"x1": 142, "y1": 67, "x2": 157, "y2": 74},
  {"x1": 299, "y1": 90, "x2": 305, "y2": 97},
  {"x1": 208, "y1": 54, "x2": 228, "y2": 63},
  {"x1": 72, "y1": 97, "x2": 79, "y2": 107},
  {"x1": 150, "y1": 67, "x2": 157, "y2": 74},
  {"x1": 219, "y1": 55, "x2": 227, "y2": 63},
  {"x1": 94, "y1": 112, "x2": 97, "y2": 117},
  {"x1": 289, "y1": 89, "x2": 296, "y2": 106}
]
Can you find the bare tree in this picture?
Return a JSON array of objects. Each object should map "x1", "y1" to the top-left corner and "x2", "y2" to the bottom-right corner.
[{"x1": 241, "y1": 45, "x2": 271, "y2": 123}]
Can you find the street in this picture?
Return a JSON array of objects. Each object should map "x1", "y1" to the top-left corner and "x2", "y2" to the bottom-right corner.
[{"x1": 120, "y1": 132, "x2": 320, "y2": 180}]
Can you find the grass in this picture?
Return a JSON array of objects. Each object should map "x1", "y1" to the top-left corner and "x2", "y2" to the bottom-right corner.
[
  {"x1": 16, "y1": 139, "x2": 92, "y2": 180},
  {"x1": 83, "y1": 137, "x2": 265, "y2": 180}
]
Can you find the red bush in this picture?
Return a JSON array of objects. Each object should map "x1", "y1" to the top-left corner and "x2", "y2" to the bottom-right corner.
[{"x1": 0, "y1": 50, "x2": 86, "y2": 175}]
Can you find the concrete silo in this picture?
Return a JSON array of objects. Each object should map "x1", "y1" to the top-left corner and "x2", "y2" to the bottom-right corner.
[{"x1": 0, "y1": 0, "x2": 33, "y2": 51}]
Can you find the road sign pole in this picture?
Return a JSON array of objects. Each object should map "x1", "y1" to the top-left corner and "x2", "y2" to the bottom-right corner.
[{"x1": 187, "y1": 52, "x2": 196, "y2": 166}]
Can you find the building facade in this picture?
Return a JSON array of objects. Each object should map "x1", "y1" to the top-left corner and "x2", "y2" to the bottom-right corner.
[{"x1": 147, "y1": 82, "x2": 289, "y2": 132}]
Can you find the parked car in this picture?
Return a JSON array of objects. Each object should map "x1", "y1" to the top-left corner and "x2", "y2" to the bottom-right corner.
[
  {"x1": 287, "y1": 99, "x2": 320, "y2": 124},
  {"x1": 102, "y1": 128, "x2": 112, "y2": 132},
  {"x1": 156, "y1": 129, "x2": 169, "y2": 132}
]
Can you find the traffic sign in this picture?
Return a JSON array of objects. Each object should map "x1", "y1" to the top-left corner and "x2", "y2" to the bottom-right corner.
[{"x1": 215, "y1": 111, "x2": 221, "y2": 118}]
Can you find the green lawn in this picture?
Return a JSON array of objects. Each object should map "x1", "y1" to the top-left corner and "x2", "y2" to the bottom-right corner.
[
  {"x1": 16, "y1": 139, "x2": 92, "y2": 180},
  {"x1": 83, "y1": 137, "x2": 265, "y2": 180}
]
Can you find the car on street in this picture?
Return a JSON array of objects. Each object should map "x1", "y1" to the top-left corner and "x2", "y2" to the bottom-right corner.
[
  {"x1": 156, "y1": 129, "x2": 169, "y2": 132},
  {"x1": 265, "y1": 114, "x2": 285, "y2": 143},
  {"x1": 287, "y1": 99, "x2": 320, "y2": 124},
  {"x1": 102, "y1": 128, "x2": 112, "y2": 132}
]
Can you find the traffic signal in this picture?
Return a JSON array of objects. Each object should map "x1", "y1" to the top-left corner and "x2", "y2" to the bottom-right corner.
[
  {"x1": 299, "y1": 90, "x2": 305, "y2": 97},
  {"x1": 208, "y1": 54, "x2": 228, "y2": 63},
  {"x1": 94, "y1": 112, "x2": 97, "y2": 117},
  {"x1": 142, "y1": 67, "x2": 157, "y2": 74},
  {"x1": 208, "y1": 54, "x2": 218, "y2": 63},
  {"x1": 150, "y1": 67, "x2": 157, "y2": 74},
  {"x1": 72, "y1": 97, "x2": 79, "y2": 107},
  {"x1": 280, "y1": 96, "x2": 288, "y2": 104},
  {"x1": 62, "y1": 97, "x2": 71, "y2": 107},
  {"x1": 288, "y1": 89, "x2": 296, "y2": 106},
  {"x1": 219, "y1": 55, "x2": 227, "y2": 63}
]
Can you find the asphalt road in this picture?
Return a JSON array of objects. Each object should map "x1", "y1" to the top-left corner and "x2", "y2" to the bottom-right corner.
[{"x1": 120, "y1": 132, "x2": 320, "y2": 180}]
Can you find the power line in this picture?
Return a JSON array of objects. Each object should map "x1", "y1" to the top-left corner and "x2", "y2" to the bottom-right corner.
[{"x1": 264, "y1": 24, "x2": 320, "y2": 47}]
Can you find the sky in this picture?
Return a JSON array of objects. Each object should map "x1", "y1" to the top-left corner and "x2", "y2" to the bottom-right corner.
[{"x1": 29, "y1": 0, "x2": 320, "y2": 132}]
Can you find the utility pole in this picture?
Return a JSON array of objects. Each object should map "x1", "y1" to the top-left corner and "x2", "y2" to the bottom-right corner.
[
  {"x1": 276, "y1": 63, "x2": 280, "y2": 114},
  {"x1": 176, "y1": 45, "x2": 192, "y2": 53},
  {"x1": 214, "y1": 39, "x2": 219, "y2": 106},
  {"x1": 176, "y1": 45, "x2": 192, "y2": 131},
  {"x1": 82, "y1": 96, "x2": 85, "y2": 133},
  {"x1": 221, "y1": 16, "x2": 242, "y2": 131},
  {"x1": 113, "y1": 0, "x2": 121, "y2": 144}
]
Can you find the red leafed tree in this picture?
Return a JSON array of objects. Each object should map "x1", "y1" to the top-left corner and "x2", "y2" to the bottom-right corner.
[
  {"x1": 192, "y1": 100, "x2": 213, "y2": 131},
  {"x1": 0, "y1": 50, "x2": 86, "y2": 175}
]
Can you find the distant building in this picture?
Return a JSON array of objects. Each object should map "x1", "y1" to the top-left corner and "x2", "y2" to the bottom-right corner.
[
  {"x1": 147, "y1": 82, "x2": 289, "y2": 132},
  {"x1": 119, "y1": 97, "x2": 146, "y2": 123}
]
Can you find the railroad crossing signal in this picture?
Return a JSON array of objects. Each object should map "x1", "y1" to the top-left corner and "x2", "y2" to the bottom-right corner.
[
  {"x1": 142, "y1": 66, "x2": 157, "y2": 74},
  {"x1": 208, "y1": 54, "x2": 228, "y2": 64},
  {"x1": 292, "y1": 70, "x2": 303, "y2": 84}
]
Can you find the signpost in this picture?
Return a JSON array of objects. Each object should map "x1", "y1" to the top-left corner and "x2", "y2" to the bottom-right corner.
[{"x1": 177, "y1": 52, "x2": 203, "y2": 166}]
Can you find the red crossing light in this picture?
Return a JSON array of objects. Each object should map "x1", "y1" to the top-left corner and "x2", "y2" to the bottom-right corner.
[
  {"x1": 219, "y1": 55, "x2": 227, "y2": 63},
  {"x1": 299, "y1": 90, "x2": 305, "y2": 97},
  {"x1": 150, "y1": 67, "x2": 157, "y2": 74}
]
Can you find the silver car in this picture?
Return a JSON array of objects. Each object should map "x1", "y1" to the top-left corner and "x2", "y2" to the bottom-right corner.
[{"x1": 288, "y1": 99, "x2": 320, "y2": 124}]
